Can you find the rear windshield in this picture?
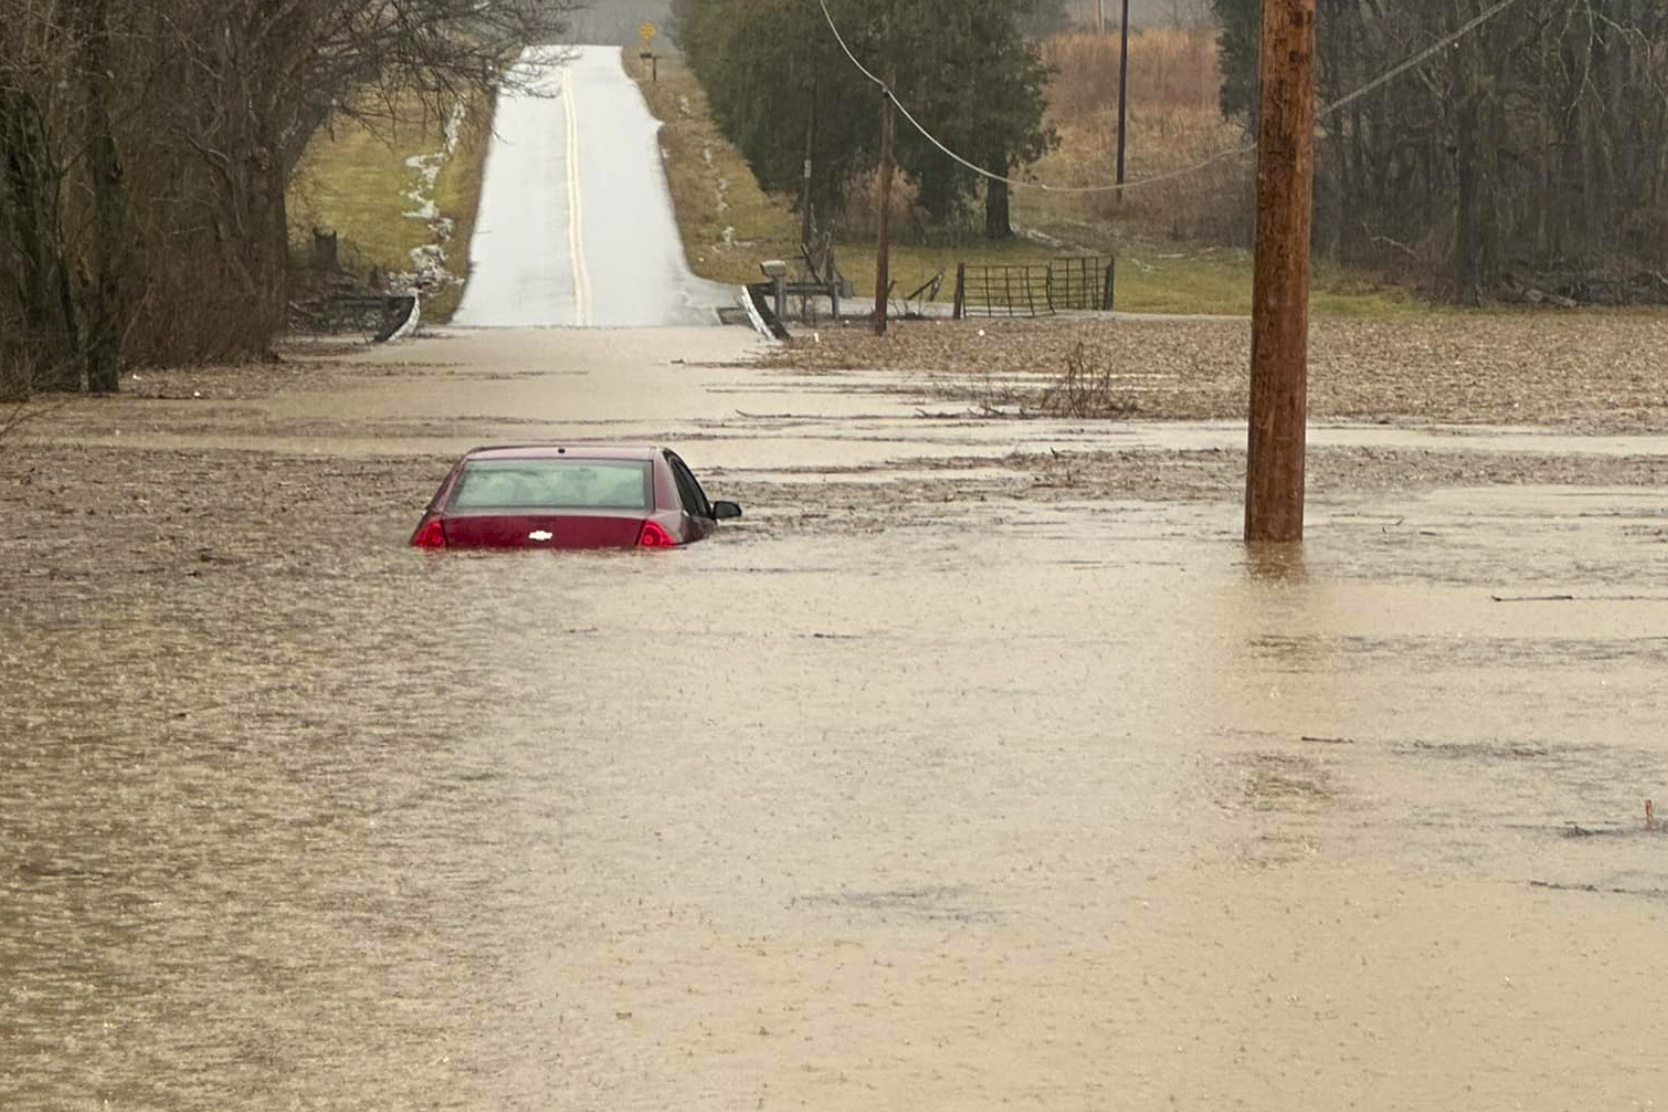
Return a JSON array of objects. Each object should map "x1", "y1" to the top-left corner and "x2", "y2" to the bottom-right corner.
[{"x1": 448, "y1": 459, "x2": 653, "y2": 511}]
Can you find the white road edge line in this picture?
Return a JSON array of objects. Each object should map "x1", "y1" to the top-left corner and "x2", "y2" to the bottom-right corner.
[{"x1": 563, "y1": 62, "x2": 593, "y2": 327}]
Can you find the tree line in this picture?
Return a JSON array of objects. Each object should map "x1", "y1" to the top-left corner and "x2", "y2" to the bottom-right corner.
[
  {"x1": 680, "y1": 0, "x2": 1667, "y2": 306},
  {"x1": 1215, "y1": 0, "x2": 1668, "y2": 304},
  {"x1": 1, "y1": 0, "x2": 571, "y2": 399},
  {"x1": 672, "y1": 0, "x2": 1057, "y2": 244}
]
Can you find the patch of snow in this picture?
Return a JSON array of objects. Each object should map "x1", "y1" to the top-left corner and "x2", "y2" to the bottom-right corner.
[{"x1": 394, "y1": 101, "x2": 469, "y2": 303}]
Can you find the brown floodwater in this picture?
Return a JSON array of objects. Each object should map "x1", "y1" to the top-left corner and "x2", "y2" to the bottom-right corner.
[{"x1": 3, "y1": 329, "x2": 1667, "y2": 1110}]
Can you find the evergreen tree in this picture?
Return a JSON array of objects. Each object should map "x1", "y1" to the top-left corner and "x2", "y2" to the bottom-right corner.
[
  {"x1": 895, "y1": 0, "x2": 1056, "y2": 237},
  {"x1": 1210, "y1": 0, "x2": 1257, "y2": 122},
  {"x1": 680, "y1": 0, "x2": 1054, "y2": 240}
]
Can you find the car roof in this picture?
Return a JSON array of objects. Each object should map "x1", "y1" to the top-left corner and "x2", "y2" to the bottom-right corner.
[{"x1": 464, "y1": 444, "x2": 663, "y2": 462}]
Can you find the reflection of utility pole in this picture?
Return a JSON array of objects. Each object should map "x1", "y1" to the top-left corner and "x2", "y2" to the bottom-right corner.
[
  {"x1": 873, "y1": 65, "x2": 896, "y2": 336},
  {"x1": 1114, "y1": 0, "x2": 1130, "y2": 203},
  {"x1": 1244, "y1": 0, "x2": 1316, "y2": 543}
]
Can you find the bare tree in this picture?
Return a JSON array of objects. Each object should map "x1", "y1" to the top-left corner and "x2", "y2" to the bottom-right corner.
[
  {"x1": 1225, "y1": 0, "x2": 1668, "y2": 301},
  {"x1": 0, "y1": 0, "x2": 576, "y2": 397},
  {"x1": 81, "y1": 0, "x2": 122, "y2": 392},
  {"x1": 0, "y1": 0, "x2": 80, "y2": 393}
]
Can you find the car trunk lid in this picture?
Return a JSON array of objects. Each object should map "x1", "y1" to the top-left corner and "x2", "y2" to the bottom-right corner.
[{"x1": 442, "y1": 511, "x2": 647, "y2": 549}]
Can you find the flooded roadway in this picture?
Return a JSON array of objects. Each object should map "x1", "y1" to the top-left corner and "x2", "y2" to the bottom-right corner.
[{"x1": 3, "y1": 327, "x2": 1667, "y2": 1110}]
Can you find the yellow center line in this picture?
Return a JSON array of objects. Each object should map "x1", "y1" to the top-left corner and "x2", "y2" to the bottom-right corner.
[{"x1": 563, "y1": 63, "x2": 592, "y2": 327}]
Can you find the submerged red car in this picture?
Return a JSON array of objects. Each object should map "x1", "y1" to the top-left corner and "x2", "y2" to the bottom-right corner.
[{"x1": 410, "y1": 444, "x2": 742, "y2": 550}]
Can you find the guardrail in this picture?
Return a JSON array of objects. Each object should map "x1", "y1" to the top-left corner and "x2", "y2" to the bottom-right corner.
[{"x1": 292, "y1": 293, "x2": 418, "y2": 342}]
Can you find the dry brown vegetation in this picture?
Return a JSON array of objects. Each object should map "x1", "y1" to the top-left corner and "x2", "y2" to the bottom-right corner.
[
  {"x1": 1036, "y1": 343, "x2": 1142, "y2": 418},
  {"x1": 0, "y1": 0, "x2": 570, "y2": 398},
  {"x1": 1020, "y1": 27, "x2": 1251, "y2": 248},
  {"x1": 1002, "y1": 442, "x2": 1668, "y2": 504},
  {"x1": 1044, "y1": 27, "x2": 1219, "y2": 117},
  {"x1": 765, "y1": 314, "x2": 1668, "y2": 433}
]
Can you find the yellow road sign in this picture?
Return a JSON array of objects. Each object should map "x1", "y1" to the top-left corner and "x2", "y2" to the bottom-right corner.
[{"x1": 640, "y1": 21, "x2": 657, "y2": 48}]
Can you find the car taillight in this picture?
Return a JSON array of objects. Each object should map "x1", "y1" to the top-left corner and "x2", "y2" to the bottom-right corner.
[
  {"x1": 412, "y1": 518, "x2": 446, "y2": 549},
  {"x1": 637, "y1": 520, "x2": 676, "y2": 548}
]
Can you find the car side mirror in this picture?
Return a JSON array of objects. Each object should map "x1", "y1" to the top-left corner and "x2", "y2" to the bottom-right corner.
[{"x1": 711, "y1": 500, "x2": 743, "y2": 521}]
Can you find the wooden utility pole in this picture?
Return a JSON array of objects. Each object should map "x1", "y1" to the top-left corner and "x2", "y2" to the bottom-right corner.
[
  {"x1": 801, "y1": 83, "x2": 816, "y2": 250},
  {"x1": 873, "y1": 67, "x2": 897, "y2": 336},
  {"x1": 1243, "y1": 0, "x2": 1316, "y2": 543},
  {"x1": 1115, "y1": 0, "x2": 1130, "y2": 201}
]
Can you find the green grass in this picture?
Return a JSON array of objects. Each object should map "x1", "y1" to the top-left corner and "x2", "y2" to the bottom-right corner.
[
  {"x1": 826, "y1": 237, "x2": 1429, "y2": 318},
  {"x1": 1117, "y1": 251, "x2": 1435, "y2": 318},
  {"x1": 289, "y1": 93, "x2": 492, "y2": 322}
]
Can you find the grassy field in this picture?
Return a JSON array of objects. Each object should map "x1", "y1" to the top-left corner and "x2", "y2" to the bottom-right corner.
[
  {"x1": 821, "y1": 238, "x2": 1425, "y2": 318},
  {"x1": 628, "y1": 51, "x2": 801, "y2": 285},
  {"x1": 289, "y1": 93, "x2": 493, "y2": 322}
]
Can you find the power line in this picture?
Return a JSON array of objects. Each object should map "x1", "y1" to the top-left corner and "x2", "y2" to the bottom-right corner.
[
  {"x1": 816, "y1": 0, "x2": 1530, "y2": 195},
  {"x1": 1315, "y1": 0, "x2": 1525, "y2": 120}
]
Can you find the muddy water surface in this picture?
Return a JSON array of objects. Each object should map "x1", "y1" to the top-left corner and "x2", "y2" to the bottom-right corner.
[{"x1": 4, "y1": 330, "x2": 1667, "y2": 1110}]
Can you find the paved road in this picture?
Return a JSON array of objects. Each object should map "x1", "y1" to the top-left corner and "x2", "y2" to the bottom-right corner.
[{"x1": 452, "y1": 46, "x2": 734, "y2": 328}]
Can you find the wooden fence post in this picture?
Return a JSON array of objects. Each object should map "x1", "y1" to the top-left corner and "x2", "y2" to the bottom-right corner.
[{"x1": 953, "y1": 263, "x2": 966, "y2": 319}]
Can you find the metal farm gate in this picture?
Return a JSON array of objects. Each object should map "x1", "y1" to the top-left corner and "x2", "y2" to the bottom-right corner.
[
  {"x1": 952, "y1": 255, "x2": 1116, "y2": 319},
  {"x1": 1046, "y1": 255, "x2": 1116, "y2": 311},
  {"x1": 954, "y1": 263, "x2": 1052, "y2": 318}
]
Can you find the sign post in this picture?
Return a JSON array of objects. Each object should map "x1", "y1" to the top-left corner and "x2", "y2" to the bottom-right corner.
[{"x1": 639, "y1": 22, "x2": 658, "y2": 81}]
